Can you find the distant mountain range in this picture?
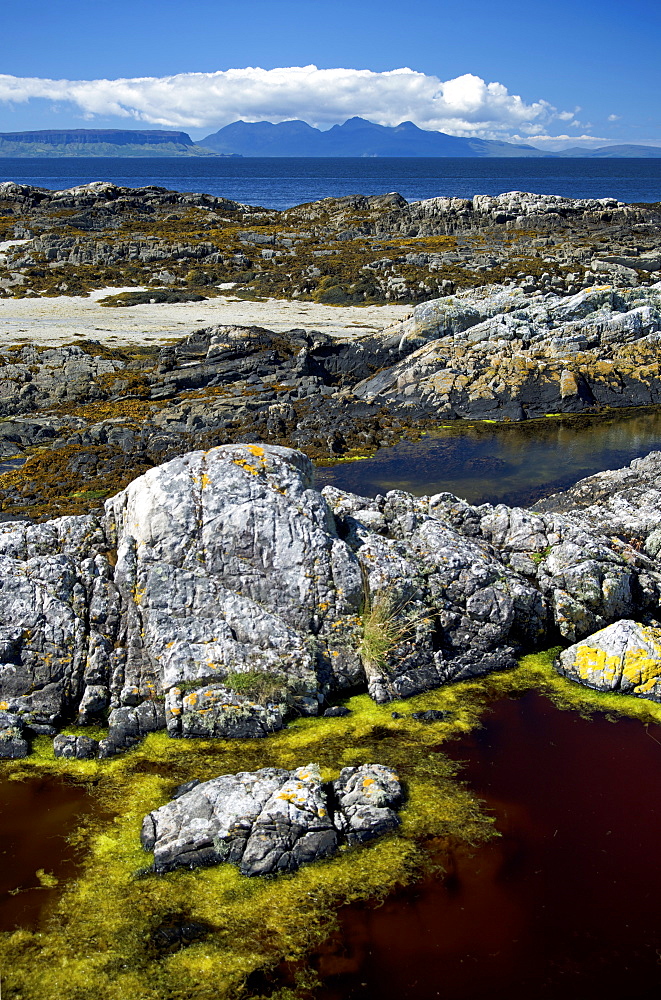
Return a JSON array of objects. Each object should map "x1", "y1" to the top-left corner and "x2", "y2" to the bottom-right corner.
[
  {"x1": 201, "y1": 117, "x2": 548, "y2": 157},
  {"x1": 1, "y1": 121, "x2": 660, "y2": 158}
]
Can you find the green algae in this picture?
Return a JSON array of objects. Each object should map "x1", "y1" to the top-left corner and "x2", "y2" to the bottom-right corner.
[{"x1": 2, "y1": 651, "x2": 661, "y2": 1000}]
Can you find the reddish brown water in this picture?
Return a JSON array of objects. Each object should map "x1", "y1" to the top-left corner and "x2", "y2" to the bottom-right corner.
[
  {"x1": 313, "y1": 692, "x2": 661, "y2": 1000},
  {"x1": 0, "y1": 776, "x2": 92, "y2": 930}
]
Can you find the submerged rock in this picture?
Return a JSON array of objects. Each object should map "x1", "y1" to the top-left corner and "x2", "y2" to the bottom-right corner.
[
  {"x1": 141, "y1": 762, "x2": 402, "y2": 875},
  {"x1": 555, "y1": 619, "x2": 661, "y2": 700}
]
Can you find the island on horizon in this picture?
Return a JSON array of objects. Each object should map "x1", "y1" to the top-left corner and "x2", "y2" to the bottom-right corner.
[{"x1": 2, "y1": 120, "x2": 661, "y2": 158}]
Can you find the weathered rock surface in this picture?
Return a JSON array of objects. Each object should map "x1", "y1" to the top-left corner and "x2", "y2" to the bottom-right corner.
[
  {"x1": 2, "y1": 441, "x2": 661, "y2": 755},
  {"x1": 533, "y1": 450, "x2": 661, "y2": 549},
  {"x1": 354, "y1": 283, "x2": 661, "y2": 419},
  {"x1": 556, "y1": 619, "x2": 661, "y2": 700},
  {"x1": 140, "y1": 762, "x2": 402, "y2": 875},
  {"x1": 0, "y1": 515, "x2": 120, "y2": 733},
  {"x1": 53, "y1": 732, "x2": 99, "y2": 759},
  {"x1": 2, "y1": 182, "x2": 660, "y2": 310},
  {"x1": 0, "y1": 709, "x2": 28, "y2": 757}
]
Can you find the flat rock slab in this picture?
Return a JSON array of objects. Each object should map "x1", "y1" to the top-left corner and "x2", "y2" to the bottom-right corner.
[{"x1": 141, "y1": 762, "x2": 402, "y2": 876}]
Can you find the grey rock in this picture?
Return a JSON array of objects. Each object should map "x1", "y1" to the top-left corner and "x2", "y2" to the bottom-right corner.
[
  {"x1": 2, "y1": 440, "x2": 661, "y2": 755},
  {"x1": 0, "y1": 709, "x2": 28, "y2": 758},
  {"x1": 142, "y1": 761, "x2": 402, "y2": 876},
  {"x1": 555, "y1": 619, "x2": 661, "y2": 701},
  {"x1": 332, "y1": 764, "x2": 402, "y2": 844},
  {"x1": 53, "y1": 733, "x2": 99, "y2": 759},
  {"x1": 353, "y1": 283, "x2": 661, "y2": 418},
  {"x1": 533, "y1": 450, "x2": 661, "y2": 548}
]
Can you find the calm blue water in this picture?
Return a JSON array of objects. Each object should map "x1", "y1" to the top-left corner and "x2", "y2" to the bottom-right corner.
[{"x1": 1, "y1": 157, "x2": 660, "y2": 209}]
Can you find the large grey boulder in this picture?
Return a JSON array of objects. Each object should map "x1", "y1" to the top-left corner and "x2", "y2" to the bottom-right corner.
[{"x1": 141, "y1": 762, "x2": 402, "y2": 876}]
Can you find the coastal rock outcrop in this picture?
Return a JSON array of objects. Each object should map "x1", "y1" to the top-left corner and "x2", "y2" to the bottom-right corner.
[
  {"x1": 555, "y1": 620, "x2": 661, "y2": 700},
  {"x1": 533, "y1": 450, "x2": 661, "y2": 549},
  {"x1": 140, "y1": 762, "x2": 402, "y2": 875},
  {"x1": 354, "y1": 283, "x2": 661, "y2": 419},
  {"x1": 2, "y1": 442, "x2": 661, "y2": 755}
]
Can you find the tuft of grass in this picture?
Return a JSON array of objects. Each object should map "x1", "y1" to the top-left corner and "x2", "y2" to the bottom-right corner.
[
  {"x1": 358, "y1": 592, "x2": 435, "y2": 674},
  {"x1": 224, "y1": 670, "x2": 288, "y2": 703}
]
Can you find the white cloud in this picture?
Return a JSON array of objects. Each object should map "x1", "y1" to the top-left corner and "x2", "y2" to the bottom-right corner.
[
  {"x1": 0, "y1": 66, "x2": 577, "y2": 138},
  {"x1": 608, "y1": 113, "x2": 621, "y2": 121},
  {"x1": 511, "y1": 133, "x2": 612, "y2": 151}
]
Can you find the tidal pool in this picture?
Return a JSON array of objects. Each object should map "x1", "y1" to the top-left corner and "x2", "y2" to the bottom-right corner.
[
  {"x1": 315, "y1": 409, "x2": 661, "y2": 506},
  {"x1": 312, "y1": 692, "x2": 661, "y2": 1000},
  {"x1": 0, "y1": 776, "x2": 93, "y2": 930}
]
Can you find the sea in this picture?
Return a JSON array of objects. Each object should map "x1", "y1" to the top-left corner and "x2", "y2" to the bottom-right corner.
[{"x1": 1, "y1": 156, "x2": 661, "y2": 208}]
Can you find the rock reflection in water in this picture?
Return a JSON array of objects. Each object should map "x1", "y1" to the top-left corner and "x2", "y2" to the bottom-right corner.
[
  {"x1": 0, "y1": 777, "x2": 91, "y2": 930},
  {"x1": 312, "y1": 693, "x2": 661, "y2": 1000},
  {"x1": 315, "y1": 410, "x2": 661, "y2": 507}
]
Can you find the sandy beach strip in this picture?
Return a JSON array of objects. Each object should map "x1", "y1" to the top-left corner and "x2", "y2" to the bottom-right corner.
[{"x1": 0, "y1": 288, "x2": 410, "y2": 349}]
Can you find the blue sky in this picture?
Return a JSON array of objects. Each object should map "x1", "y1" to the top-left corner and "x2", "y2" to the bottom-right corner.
[{"x1": 1, "y1": 0, "x2": 659, "y2": 147}]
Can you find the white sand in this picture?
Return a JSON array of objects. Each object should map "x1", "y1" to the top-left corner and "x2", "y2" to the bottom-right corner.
[{"x1": 0, "y1": 288, "x2": 410, "y2": 349}]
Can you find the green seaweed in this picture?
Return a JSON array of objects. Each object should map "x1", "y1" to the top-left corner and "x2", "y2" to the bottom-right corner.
[{"x1": 2, "y1": 650, "x2": 660, "y2": 1000}]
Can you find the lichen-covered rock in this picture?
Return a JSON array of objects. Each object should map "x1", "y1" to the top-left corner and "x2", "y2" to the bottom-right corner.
[
  {"x1": 0, "y1": 709, "x2": 28, "y2": 758},
  {"x1": 555, "y1": 619, "x2": 661, "y2": 700},
  {"x1": 354, "y1": 283, "x2": 661, "y2": 419},
  {"x1": 141, "y1": 762, "x2": 402, "y2": 876},
  {"x1": 99, "y1": 701, "x2": 166, "y2": 757},
  {"x1": 2, "y1": 441, "x2": 661, "y2": 753},
  {"x1": 0, "y1": 515, "x2": 120, "y2": 728},
  {"x1": 533, "y1": 450, "x2": 661, "y2": 549},
  {"x1": 332, "y1": 764, "x2": 402, "y2": 844},
  {"x1": 430, "y1": 492, "x2": 659, "y2": 644}
]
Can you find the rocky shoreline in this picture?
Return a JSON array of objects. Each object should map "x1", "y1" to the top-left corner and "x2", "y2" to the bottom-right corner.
[
  {"x1": 2, "y1": 183, "x2": 660, "y2": 304},
  {"x1": 1, "y1": 182, "x2": 661, "y2": 758},
  {"x1": 2, "y1": 181, "x2": 661, "y2": 999},
  {"x1": 1, "y1": 278, "x2": 661, "y2": 520},
  {"x1": 1, "y1": 184, "x2": 661, "y2": 521}
]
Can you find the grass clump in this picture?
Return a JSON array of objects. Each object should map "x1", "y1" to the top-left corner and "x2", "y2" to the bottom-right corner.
[
  {"x1": 224, "y1": 670, "x2": 288, "y2": 702},
  {"x1": 358, "y1": 592, "x2": 435, "y2": 674}
]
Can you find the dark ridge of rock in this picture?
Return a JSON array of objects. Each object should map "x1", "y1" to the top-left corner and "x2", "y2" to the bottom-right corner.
[{"x1": 141, "y1": 762, "x2": 402, "y2": 876}]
